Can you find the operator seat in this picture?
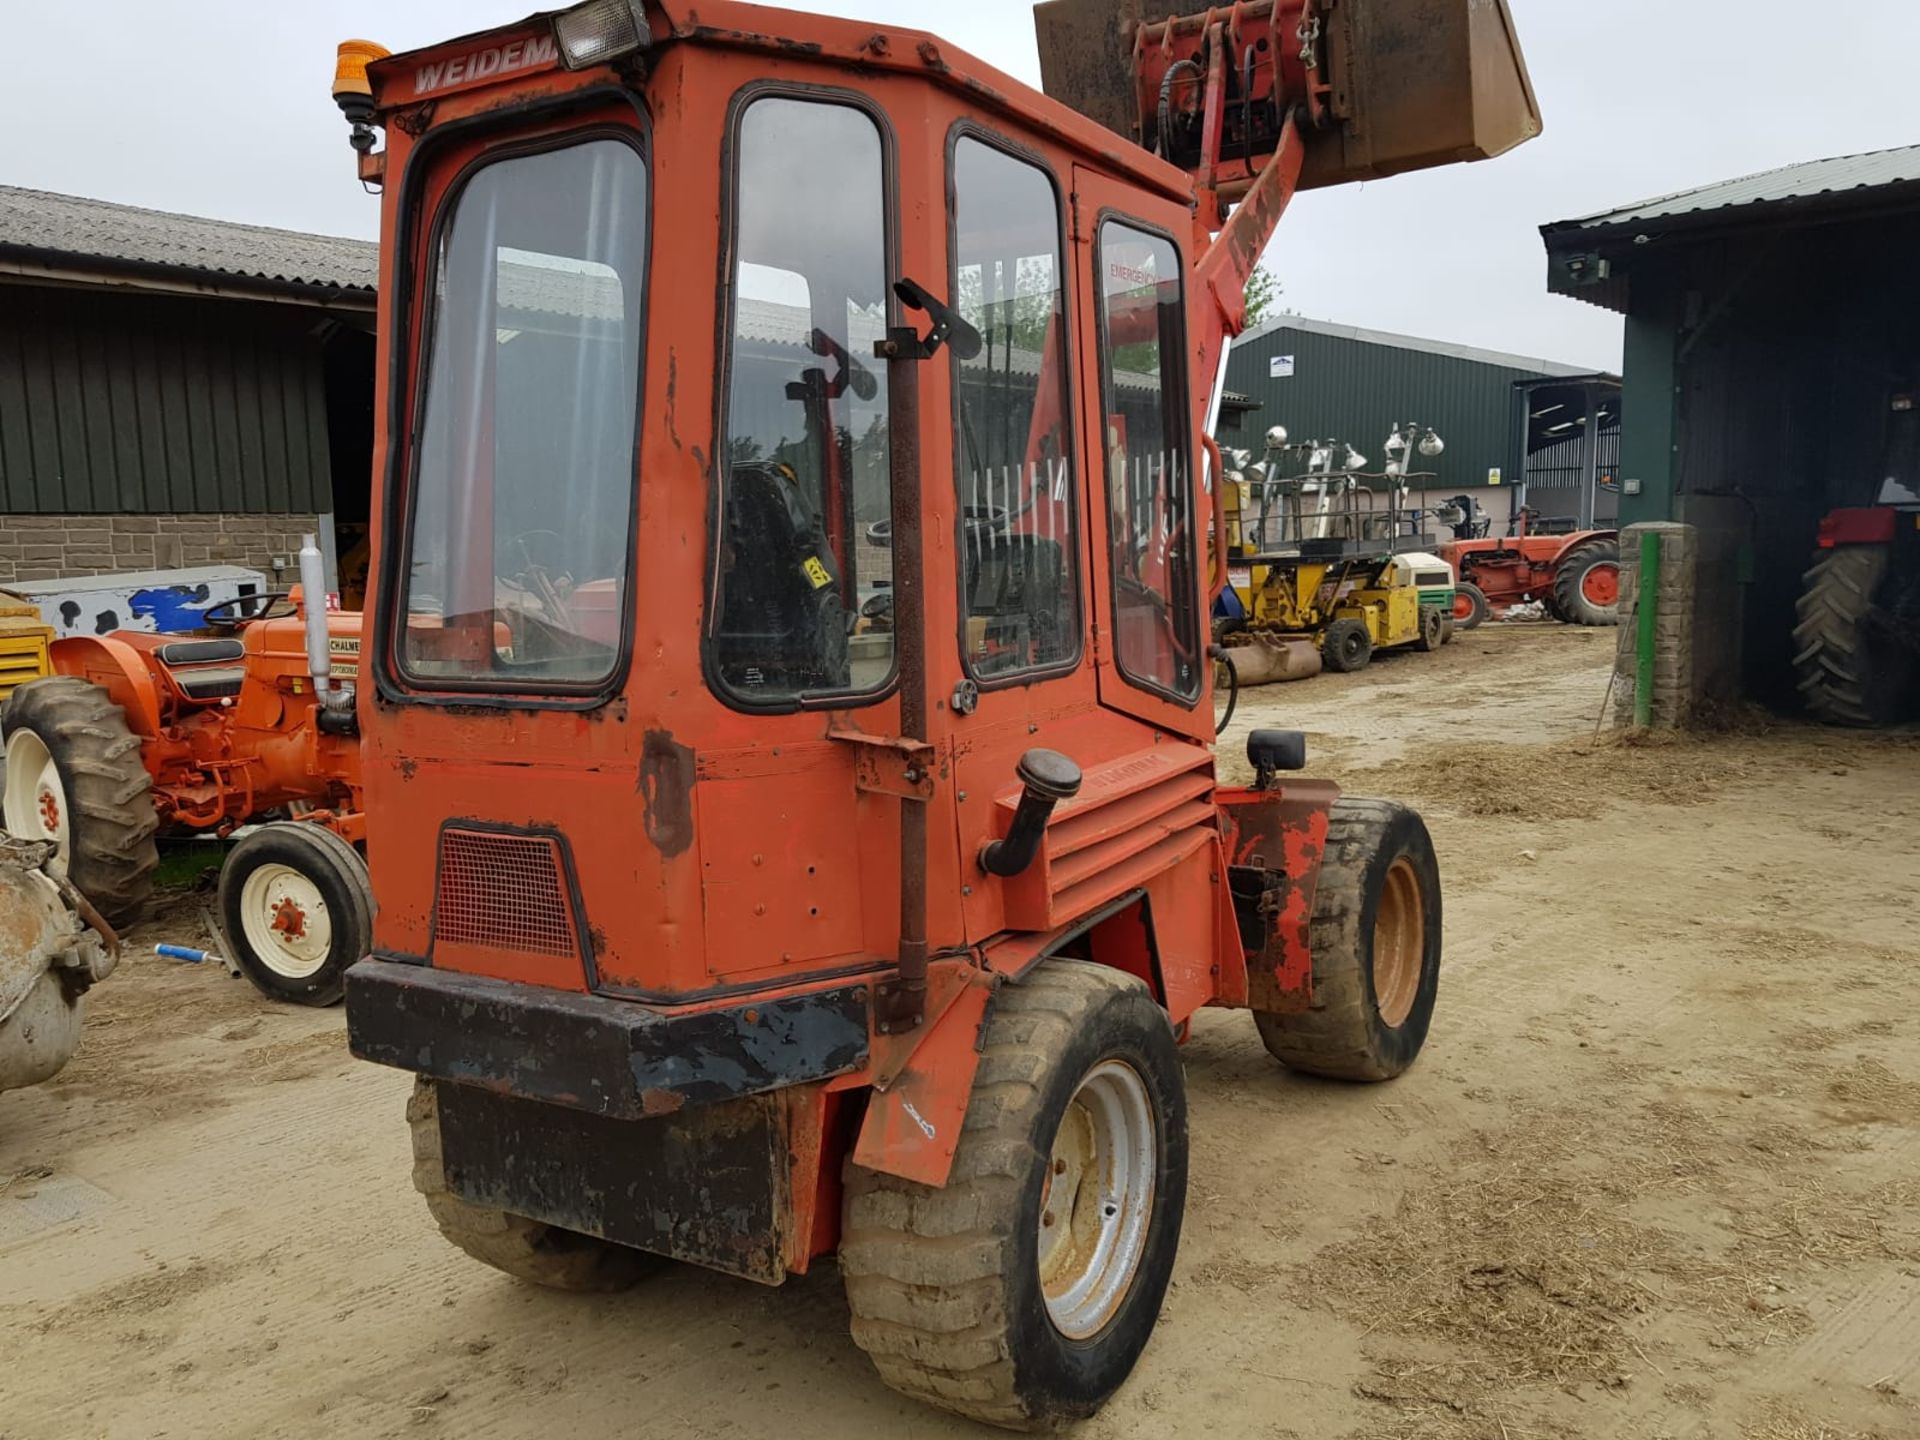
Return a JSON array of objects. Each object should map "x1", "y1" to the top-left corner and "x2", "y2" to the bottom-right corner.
[{"x1": 713, "y1": 461, "x2": 851, "y2": 693}]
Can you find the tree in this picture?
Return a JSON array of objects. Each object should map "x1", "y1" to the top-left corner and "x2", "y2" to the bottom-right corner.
[{"x1": 1243, "y1": 266, "x2": 1283, "y2": 328}]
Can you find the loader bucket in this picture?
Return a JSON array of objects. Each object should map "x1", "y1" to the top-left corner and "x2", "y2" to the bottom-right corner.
[{"x1": 1033, "y1": 0, "x2": 1542, "y2": 190}]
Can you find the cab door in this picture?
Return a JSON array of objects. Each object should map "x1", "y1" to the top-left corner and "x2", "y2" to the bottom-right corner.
[{"x1": 1070, "y1": 166, "x2": 1212, "y2": 742}]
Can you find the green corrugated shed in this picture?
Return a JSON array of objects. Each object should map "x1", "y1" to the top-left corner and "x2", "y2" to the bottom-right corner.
[
  {"x1": 0, "y1": 286, "x2": 335, "y2": 515},
  {"x1": 1218, "y1": 316, "x2": 1588, "y2": 493}
]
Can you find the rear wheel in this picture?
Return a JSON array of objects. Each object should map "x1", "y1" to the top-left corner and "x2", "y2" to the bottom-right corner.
[
  {"x1": 1794, "y1": 543, "x2": 1915, "y2": 726},
  {"x1": 1321, "y1": 618, "x2": 1374, "y2": 673},
  {"x1": 1452, "y1": 582, "x2": 1490, "y2": 630},
  {"x1": 1, "y1": 677, "x2": 157, "y2": 927},
  {"x1": 1255, "y1": 798, "x2": 1441, "y2": 1082},
  {"x1": 1554, "y1": 539, "x2": 1621, "y2": 626},
  {"x1": 219, "y1": 822, "x2": 372, "y2": 1006},
  {"x1": 1414, "y1": 607, "x2": 1444, "y2": 653},
  {"x1": 407, "y1": 1079, "x2": 663, "y2": 1292},
  {"x1": 840, "y1": 962, "x2": 1188, "y2": 1430}
]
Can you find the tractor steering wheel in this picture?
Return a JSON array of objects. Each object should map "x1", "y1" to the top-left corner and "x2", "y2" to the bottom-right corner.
[{"x1": 200, "y1": 592, "x2": 295, "y2": 630}]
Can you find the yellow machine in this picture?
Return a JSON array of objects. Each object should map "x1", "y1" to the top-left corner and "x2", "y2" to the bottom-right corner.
[
  {"x1": 1252, "y1": 555, "x2": 1441, "y2": 673},
  {"x1": 0, "y1": 595, "x2": 55, "y2": 703},
  {"x1": 1213, "y1": 450, "x2": 1443, "y2": 680}
]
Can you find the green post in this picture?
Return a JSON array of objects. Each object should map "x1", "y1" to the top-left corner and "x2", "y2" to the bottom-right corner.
[{"x1": 1634, "y1": 531, "x2": 1662, "y2": 728}]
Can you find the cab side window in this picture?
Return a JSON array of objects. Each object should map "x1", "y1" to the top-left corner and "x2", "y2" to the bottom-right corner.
[
  {"x1": 711, "y1": 96, "x2": 893, "y2": 706},
  {"x1": 1096, "y1": 221, "x2": 1199, "y2": 703},
  {"x1": 950, "y1": 136, "x2": 1081, "y2": 682}
]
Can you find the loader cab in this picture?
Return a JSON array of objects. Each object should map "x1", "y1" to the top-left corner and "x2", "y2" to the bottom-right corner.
[{"x1": 353, "y1": 5, "x2": 1220, "y2": 1005}]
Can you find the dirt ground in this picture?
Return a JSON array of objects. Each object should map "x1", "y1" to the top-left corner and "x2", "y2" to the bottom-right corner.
[{"x1": 4, "y1": 623, "x2": 1918, "y2": 1440}]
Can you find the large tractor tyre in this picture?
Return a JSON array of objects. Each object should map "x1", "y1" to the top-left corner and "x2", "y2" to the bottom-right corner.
[
  {"x1": 218, "y1": 822, "x2": 373, "y2": 1006},
  {"x1": 1452, "y1": 582, "x2": 1491, "y2": 631},
  {"x1": 1255, "y1": 799, "x2": 1442, "y2": 1082},
  {"x1": 840, "y1": 962, "x2": 1189, "y2": 1431},
  {"x1": 1320, "y1": 618, "x2": 1374, "y2": 674},
  {"x1": 1553, "y1": 539, "x2": 1622, "y2": 626},
  {"x1": 408, "y1": 1079, "x2": 664, "y2": 1291},
  {"x1": 1793, "y1": 544, "x2": 1914, "y2": 727},
  {"x1": 1414, "y1": 607, "x2": 1445, "y2": 653},
  {"x1": 1, "y1": 677, "x2": 157, "y2": 928}
]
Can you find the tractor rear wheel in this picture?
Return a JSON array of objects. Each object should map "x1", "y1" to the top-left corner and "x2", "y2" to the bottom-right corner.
[
  {"x1": 840, "y1": 961, "x2": 1188, "y2": 1431},
  {"x1": 219, "y1": 822, "x2": 373, "y2": 1006},
  {"x1": 1453, "y1": 582, "x2": 1490, "y2": 630},
  {"x1": 1255, "y1": 798, "x2": 1441, "y2": 1082},
  {"x1": 1321, "y1": 618, "x2": 1374, "y2": 673},
  {"x1": 1553, "y1": 539, "x2": 1622, "y2": 626},
  {"x1": 407, "y1": 1079, "x2": 663, "y2": 1291},
  {"x1": 1, "y1": 677, "x2": 157, "y2": 928},
  {"x1": 1794, "y1": 543, "x2": 1915, "y2": 726}
]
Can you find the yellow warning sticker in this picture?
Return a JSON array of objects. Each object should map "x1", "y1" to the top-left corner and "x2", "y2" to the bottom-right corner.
[{"x1": 802, "y1": 556, "x2": 832, "y2": 590}]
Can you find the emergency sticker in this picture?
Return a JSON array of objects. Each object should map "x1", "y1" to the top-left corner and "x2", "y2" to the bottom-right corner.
[{"x1": 802, "y1": 556, "x2": 833, "y2": 590}]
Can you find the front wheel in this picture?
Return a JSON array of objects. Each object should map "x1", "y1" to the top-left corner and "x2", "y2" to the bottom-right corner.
[
  {"x1": 1321, "y1": 617, "x2": 1374, "y2": 674},
  {"x1": 840, "y1": 962, "x2": 1188, "y2": 1431},
  {"x1": 1414, "y1": 607, "x2": 1444, "y2": 653},
  {"x1": 218, "y1": 822, "x2": 372, "y2": 1005},
  {"x1": 1255, "y1": 798, "x2": 1442, "y2": 1082},
  {"x1": 1453, "y1": 581, "x2": 1490, "y2": 630}
]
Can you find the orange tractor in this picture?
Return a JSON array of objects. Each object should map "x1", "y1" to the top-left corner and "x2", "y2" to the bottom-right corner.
[
  {"x1": 331, "y1": 0, "x2": 1538, "y2": 1426},
  {"x1": 1434, "y1": 493, "x2": 1620, "y2": 628},
  {"x1": 2, "y1": 541, "x2": 370, "y2": 1004}
]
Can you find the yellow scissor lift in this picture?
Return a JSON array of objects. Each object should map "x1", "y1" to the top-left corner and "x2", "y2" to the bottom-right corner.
[{"x1": 1216, "y1": 449, "x2": 1445, "y2": 684}]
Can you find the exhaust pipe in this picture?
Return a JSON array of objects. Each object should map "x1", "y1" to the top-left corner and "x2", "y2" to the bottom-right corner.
[{"x1": 299, "y1": 534, "x2": 356, "y2": 734}]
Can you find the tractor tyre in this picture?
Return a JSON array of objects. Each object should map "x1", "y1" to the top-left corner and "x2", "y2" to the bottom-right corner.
[
  {"x1": 1, "y1": 676, "x2": 157, "y2": 928},
  {"x1": 1793, "y1": 543, "x2": 1914, "y2": 727},
  {"x1": 1255, "y1": 798, "x2": 1441, "y2": 1082},
  {"x1": 1453, "y1": 582, "x2": 1490, "y2": 630},
  {"x1": 1553, "y1": 539, "x2": 1622, "y2": 626},
  {"x1": 218, "y1": 822, "x2": 373, "y2": 1006},
  {"x1": 1321, "y1": 618, "x2": 1374, "y2": 674},
  {"x1": 1415, "y1": 607, "x2": 1445, "y2": 653},
  {"x1": 840, "y1": 961, "x2": 1188, "y2": 1431},
  {"x1": 407, "y1": 1079, "x2": 664, "y2": 1292}
]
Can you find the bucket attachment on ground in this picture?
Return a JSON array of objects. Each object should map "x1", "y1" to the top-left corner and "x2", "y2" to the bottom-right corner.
[
  {"x1": 0, "y1": 837, "x2": 117, "y2": 1093},
  {"x1": 1222, "y1": 634, "x2": 1325, "y2": 687}
]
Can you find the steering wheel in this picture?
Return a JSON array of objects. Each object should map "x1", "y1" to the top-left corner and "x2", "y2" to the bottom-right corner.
[{"x1": 201, "y1": 592, "x2": 294, "y2": 630}]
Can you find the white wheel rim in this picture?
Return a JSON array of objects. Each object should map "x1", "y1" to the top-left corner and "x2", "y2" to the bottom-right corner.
[
  {"x1": 3, "y1": 729, "x2": 71, "y2": 874},
  {"x1": 1038, "y1": 1059, "x2": 1157, "y2": 1340},
  {"x1": 239, "y1": 863, "x2": 334, "y2": 978}
]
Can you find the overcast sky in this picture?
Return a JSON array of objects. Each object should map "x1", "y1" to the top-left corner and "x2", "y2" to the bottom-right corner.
[{"x1": 4, "y1": 1, "x2": 1914, "y2": 372}]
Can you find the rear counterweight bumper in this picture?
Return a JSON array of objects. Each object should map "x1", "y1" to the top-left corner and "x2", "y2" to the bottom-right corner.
[{"x1": 345, "y1": 959, "x2": 871, "y2": 1119}]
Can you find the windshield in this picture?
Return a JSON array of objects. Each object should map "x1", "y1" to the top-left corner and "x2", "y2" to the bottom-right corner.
[{"x1": 398, "y1": 136, "x2": 648, "y2": 691}]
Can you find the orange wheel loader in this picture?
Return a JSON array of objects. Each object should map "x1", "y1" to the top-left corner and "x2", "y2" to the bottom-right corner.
[{"x1": 331, "y1": 1, "x2": 1540, "y2": 1426}]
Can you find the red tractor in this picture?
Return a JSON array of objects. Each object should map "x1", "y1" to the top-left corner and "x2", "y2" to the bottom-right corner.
[
  {"x1": 1435, "y1": 492, "x2": 1619, "y2": 628},
  {"x1": 329, "y1": 0, "x2": 1538, "y2": 1427},
  {"x1": 2, "y1": 541, "x2": 370, "y2": 1003},
  {"x1": 1794, "y1": 391, "x2": 1920, "y2": 726}
]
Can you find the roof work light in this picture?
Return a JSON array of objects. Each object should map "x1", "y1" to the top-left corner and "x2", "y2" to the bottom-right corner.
[{"x1": 553, "y1": 0, "x2": 651, "y2": 70}]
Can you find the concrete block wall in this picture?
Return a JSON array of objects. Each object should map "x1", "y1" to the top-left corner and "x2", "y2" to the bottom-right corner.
[
  {"x1": 1613, "y1": 521, "x2": 1698, "y2": 728},
  {"x1": 0, "y1": 514, "x2": 321, "y2": 587}
]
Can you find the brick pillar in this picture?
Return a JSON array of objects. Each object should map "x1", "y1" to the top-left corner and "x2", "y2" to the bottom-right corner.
[{"x1": 1613, "y1": 521, "x2": 1698, "y2": 729}]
